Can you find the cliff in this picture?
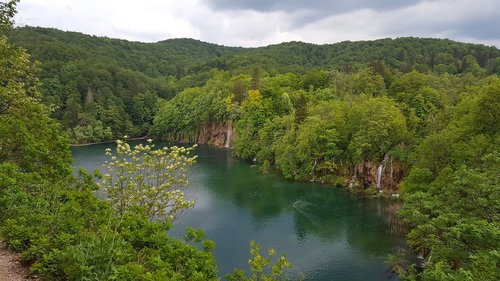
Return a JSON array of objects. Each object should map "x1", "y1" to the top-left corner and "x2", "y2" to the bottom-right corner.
[
  {"x1": 160, "y1": 121, "x2": 234, "y2": 148},
  {"x1": 197, "y1": 121, "x2": 234, "y2": 147},
  {"x1": 348, "y1": 156, "x2": 405, "y2": 192}
]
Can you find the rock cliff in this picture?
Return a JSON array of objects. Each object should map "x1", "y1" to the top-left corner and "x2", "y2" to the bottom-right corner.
[
  {"x1": 160, "y1": 121, "x2": 234, "y2": 148},
  {"x1": 348, "y1": 156, "x2": 405, "y2": 191},
  {"x1": 197, "y1": 121, "x2": 234, "y2": 147}
]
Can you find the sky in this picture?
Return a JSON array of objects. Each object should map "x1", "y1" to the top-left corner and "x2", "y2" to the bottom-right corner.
[{"x1": 14, "y1": 0, "x2": 500, "y2": 48}]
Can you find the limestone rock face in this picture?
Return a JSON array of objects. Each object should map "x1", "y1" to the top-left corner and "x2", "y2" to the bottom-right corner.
[
  {"x1": 197, "y1": 121, "x2": 234, "y2": 147},
  {"x1": 162, "y1": 121, "x2": 234, "y2": 148},
  {"x1": 348, "y1": 157, "x2": 405, "y2": 191}
]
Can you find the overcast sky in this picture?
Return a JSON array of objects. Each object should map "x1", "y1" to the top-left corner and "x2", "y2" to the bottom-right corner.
[{"x1": 13, "y1": 0, "x2": 500, "y2": 47}]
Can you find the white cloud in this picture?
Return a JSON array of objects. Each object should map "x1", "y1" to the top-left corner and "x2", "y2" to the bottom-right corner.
[
  {"x1": 14, "y1": 0, "x2": 500, "y2": 47},
  {"x1": 286, "y1": 0, "x2": 500, "y2": 46},
  {"x1": 16, "y1": 0, "x2": 202, "y2": 42},
  {"x1": 189, "y1": 9, "x2": 306, "y2": 46}
]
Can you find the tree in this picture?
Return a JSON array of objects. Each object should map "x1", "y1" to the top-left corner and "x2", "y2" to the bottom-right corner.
[
  {"x1": 251, "y1": 67, "x2": 262, "y2": 90},
  {"x1": 294, "y1": 91, "x2": 308, "y2": 124},
  {"x1": 473, "y1": 79, "x2": 500, "y2": 134},
  {"x1": 301, "y1": 69, "x2": 329, "y2": 91},
  {"x1": 226, "y1": 241, "x2": 292, "y2": 281},
  {"x1": 231, "y1": 75, "x2": 249, "y2": 103},
  {"x1": 0, "y1": 0, "x2": 17, "y2": 33},
  {"x1": 461, "y1": 55, "x2": 486, "y2": 77},
  {"x1": 399, "y1": 155, "x2": 499, "y2": 280},
  {"x1": 0, "y1": 0, "x2": 71, "y2": 178},
  {"x1": 101, "y1": 140, "x2": 196, "y2": 221},
  {"x1": 398, "y1": 78, "x2": 500, "y2": 279},
  {"x1": 234, "y1": 89, "x2": 268, "y2": 159},
  {"x1": 347, "y1": 97, "x2": 407, "y2": 164}
]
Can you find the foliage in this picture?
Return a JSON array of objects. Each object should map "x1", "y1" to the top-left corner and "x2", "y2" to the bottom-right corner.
[
  {"x1": 101, "y1": 139, "x2": 196, "y2": 221},
  {"x1": 0, "y1": 171, "x2": 218, "y2": 280},
  {"x1": 151, "y1": 73, "x2": 234, "y2": 141},
  {"x1": 0, "y1": 12, "x2": 71, "y2": 177},
  {"x1": 398, "y1": 79, "x2": 500, "y2": 280},
  {"x1": 399, "y1": 159, "x2": 499, "y2": 281},
  {"x1": 1, "y1": 6, "x2": 218, "y2": 280},
  {"x1": 7, "y1": 26, "x2": 500, "y2": 143},
  {"x1": 234, "y1": 89, "x2": 269, "y2": 159},
  {"x1": 273, "y1": 96, "x2": 407, "y2": 182},
  {"x1": 226, "y1": 241, "x2": 292, "y2": 281}
]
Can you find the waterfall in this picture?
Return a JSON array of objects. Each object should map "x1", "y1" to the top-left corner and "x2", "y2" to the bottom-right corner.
[
  {"x1": 390, "y1": 157, "x2": 394, "y2": 182},
  {"x1": 349, "y1": 167, "x2": 357, "y2": 189},
  {"x1": 311, "y1": 158, "x2": 317, "y2": 182},
  {"x1": 376, "y1": 154, "x2": 389, "y2": 190},
  {"x1": 224, "y1": 122, "x2": 232, "y2": 148}
]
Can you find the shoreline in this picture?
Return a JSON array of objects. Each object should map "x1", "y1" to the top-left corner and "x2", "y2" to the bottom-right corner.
[{"x1": 70, "y1": 135, "x2": 148, "y2": 147}]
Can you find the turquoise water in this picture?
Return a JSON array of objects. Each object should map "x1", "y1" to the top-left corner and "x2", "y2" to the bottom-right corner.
[{"x1": 72, "y1": 143, "x2": 405, "y2": 280}]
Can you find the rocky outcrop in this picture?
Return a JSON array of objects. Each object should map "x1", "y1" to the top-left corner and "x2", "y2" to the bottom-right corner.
[
  {"x1": 163, "y1": 121, "x2": 235, "y2": 148},
  {"x1": 197, "y1": 121, "x2": 234, "y2": 147},
  {"x1": 348, "y1": 156, "x2": 405, "y2": 191},
  {"x1": 162, "y1": 121, "x2": 235, "y2": 148},
  {"x1": 161, "y1": 121, "x2": 235, "y2": 148}
]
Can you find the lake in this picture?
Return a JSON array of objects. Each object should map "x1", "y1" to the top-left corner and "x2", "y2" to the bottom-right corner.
[{"x1": 71, "y1": 142, "x2": 406, "y2": 280}]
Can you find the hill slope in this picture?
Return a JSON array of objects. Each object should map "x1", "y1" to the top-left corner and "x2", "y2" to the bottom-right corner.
[{"x1": 6, "y1": 26, "x2": 500, "y2": 143}]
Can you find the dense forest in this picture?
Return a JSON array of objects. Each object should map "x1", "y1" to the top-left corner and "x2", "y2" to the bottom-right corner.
[
  {"x1": 7, "y1": 26, "x2": 500, "y2": 144},
  {"x1": 1, "y1": 5, "x2": 499, "y2": 281}
]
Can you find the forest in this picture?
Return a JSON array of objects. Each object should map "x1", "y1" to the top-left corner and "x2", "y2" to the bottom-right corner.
[
  {"x1": 1, "y1": 1, "x2": 499, "y2": 280},
  {"x1": 7, "y1": 26, "x2": 500, "y2": 144}
]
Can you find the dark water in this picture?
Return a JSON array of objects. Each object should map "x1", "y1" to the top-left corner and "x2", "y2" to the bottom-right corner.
[{"x1": 72, "y1": 143, "x2": 406, "y2": 281}]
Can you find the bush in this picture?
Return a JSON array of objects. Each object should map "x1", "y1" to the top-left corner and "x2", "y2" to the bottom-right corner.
[{"x1": 0, "y1": 169, "x2": 218, "y2": 280}]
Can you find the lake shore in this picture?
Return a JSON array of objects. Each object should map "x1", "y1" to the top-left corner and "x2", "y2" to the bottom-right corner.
[{"x1": 70, "y1": 135, "x2": 148, "y2": 147}]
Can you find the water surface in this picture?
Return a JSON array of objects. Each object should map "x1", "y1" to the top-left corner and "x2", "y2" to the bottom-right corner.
[{"x1": 72, "y1": 143, "x2": 405, "y2": 280}]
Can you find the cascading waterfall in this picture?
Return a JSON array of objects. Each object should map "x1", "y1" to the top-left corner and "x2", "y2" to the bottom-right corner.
[
  {"x1": 390, "y1": 157, "x2": 393, "y2": 182},
  {"x1": 376, "y1": 154, "x2": 389, "y2": 190},
  {"x1": 311, "y1": 158, "x2": 317, "y2": 182},
  {"x1": 224, "y1": 122, "x2": 232, "y2": 148}
]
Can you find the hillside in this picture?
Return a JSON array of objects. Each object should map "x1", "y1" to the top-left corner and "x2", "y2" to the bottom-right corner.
[
  {"x1": 6, "y1": 26, "x2": 500, "y2": 143},
  {"x1": 10, "y1": 27, "x2": 500, "y2": 75}
]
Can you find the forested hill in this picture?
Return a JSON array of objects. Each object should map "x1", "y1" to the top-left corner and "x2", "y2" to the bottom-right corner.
[
  {"x1": 9, "y1": 26, "x2": 500, "y2": 75},
  {"x1": 8, "y1": 27, "x2": 243, "y2": 78},
  {"x1": 6, "y1": 26, "x2": 500, "y2": 144}
]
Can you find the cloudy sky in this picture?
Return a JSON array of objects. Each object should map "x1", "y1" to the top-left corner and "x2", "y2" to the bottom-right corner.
[{"x1": 14, "y1": 0, "x2": 500, "y2": 47}]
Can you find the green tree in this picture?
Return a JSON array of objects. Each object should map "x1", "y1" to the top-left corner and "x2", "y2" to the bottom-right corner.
[
  {"x1": 251, "y1": 67, "x2": 262, "y2": 90},
  {"x1": 301, "y1": 69, "x2": 329, "y2": 91},
  {"x1": 399, "y1": 77, "x2": 500, "y2": 279},
  {"x1": 226, "y1": 241, "x2": 292, "y2": 281},
  {"x1": 101, "y1": 140, "x2": 196, "y2": 221},
  {"x1": 399, "y1": 155, "x2": 499, "y2": 280},
  {"x1": 347, "y1": 97, "x2": 407, "y2": 165},
  {"x1": 231, "y1": 75, "x2": 250, "y2": 103},
  {"x1": 0, "y1": 0, "x2": 71, "y2": 178},
  {"x1": 294, "y1": 91, "x2": 308, "y2": 124},
  {"x1": 0, "y1": 0, "x2": 17, "y2": 32},
  {"x1": 461, "y1": 55, "x2": 486, "y2": 77},
  {"x1": 234, "y1": 89, "x2": 269, "y2": 159}
]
